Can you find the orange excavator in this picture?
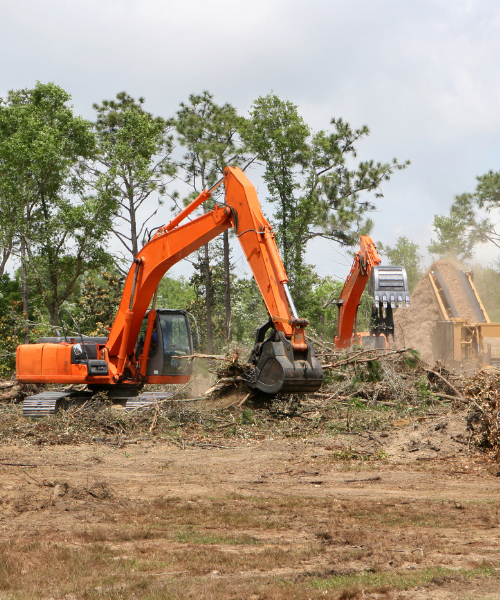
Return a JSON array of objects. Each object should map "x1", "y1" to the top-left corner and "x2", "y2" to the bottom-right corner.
[
  {"x1": 17, "y1": 167, "x2": 323, "y2": 416},
  {"x1": 335, "y1": 236, "x2": 411, "y2": 350}
]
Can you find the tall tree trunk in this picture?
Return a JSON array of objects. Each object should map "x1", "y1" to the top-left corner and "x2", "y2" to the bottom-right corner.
[
  {"x1": 0, "y1": 246, "x2": 11, "y2": 278},
  {"x1": 20, "y1": 236, "x2": 30, "y2": 344},
  {"x1": 49, "y1": 303, "x2": 59, "y2": 327},
  {"x1": 223, "y1": 230, "x2": 231, "y2": 347},
  {"x1": 130, "y1": 192, "x2": 138, "y2": 257},
  {"x1": 204, "y1": 243, "x2": 213, "y2": 353}
]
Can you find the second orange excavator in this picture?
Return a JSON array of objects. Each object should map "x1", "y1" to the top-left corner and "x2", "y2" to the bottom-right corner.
[
  {"x1": 335, "y1": 236, "x2": 411, "y2": 350},
  {"x1": 17, "y1": 167, "x2": 323, "y2": 416}
]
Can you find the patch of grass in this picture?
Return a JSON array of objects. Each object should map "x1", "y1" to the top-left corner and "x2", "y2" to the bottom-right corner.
[
  {"x1": 240, "y1": 408, "x2": 254, "y2": 425},
  {"x1": 330, "y1": 446, "x2": 388, "y2": 461},
  {"x1": 174, "y1": 528, "x2": 260, "y2": 545},
  {"x1": 310, "y1": 565, "x2": 500, "y2": 593}
]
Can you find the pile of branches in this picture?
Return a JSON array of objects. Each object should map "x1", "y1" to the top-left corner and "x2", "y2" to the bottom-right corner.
[
  {"x1": 188, "y1": 339, "x2": 468, "y2": 407},
  {"x1": 464, "y1": 372, "x2": 500, "y2": 456},
  {"x1": 313, "y1": 337, "x2": 465, "y2": 407},
  {"x1": 0, "y1": 394, "x2": 216, "y2": 446},
  {"x1": 201, "y1": 350, "x2": 250, "y2": 396}
]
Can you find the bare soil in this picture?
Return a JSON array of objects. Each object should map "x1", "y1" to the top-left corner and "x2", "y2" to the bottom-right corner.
[{"x1": 1, "y1": 404, "x2": 500, "y2": 600}]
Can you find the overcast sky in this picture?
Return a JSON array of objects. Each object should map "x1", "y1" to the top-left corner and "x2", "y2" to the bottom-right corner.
[{"x1": 2, "y1": 0, "x2": 500, "y2": 278}]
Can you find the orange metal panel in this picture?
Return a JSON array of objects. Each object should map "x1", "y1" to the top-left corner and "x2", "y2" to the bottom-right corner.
[
  {"x1": 17, "y1": 344, "x2": 43, "y2": 376},
  {"x1": 17, "y1": 343, "x2": 91, "y2": 384}
]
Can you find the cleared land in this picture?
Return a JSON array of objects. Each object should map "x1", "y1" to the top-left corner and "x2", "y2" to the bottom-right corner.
[
  {"x1": 0, "y1": 393, "x2": 500, "y2": 600},
  {"x1": 1, "y1": 260, "x2": 499, "y2": 599}
]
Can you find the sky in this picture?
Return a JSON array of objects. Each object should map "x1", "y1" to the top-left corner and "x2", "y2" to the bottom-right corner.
[{"x1": 1, "y1": 0, "x2": 500, "y2": 279}]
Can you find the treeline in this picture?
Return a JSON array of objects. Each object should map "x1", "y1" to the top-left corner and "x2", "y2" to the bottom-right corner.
[
  {"x1": 4, "y1": 81, "x2": 499, "y2": 378},
  {"x1": 0, "y1": 82, "x2": 411, "y2": 375},
  {"x1": 0, "y1": 83, "x2": 500, "y2": 376}
]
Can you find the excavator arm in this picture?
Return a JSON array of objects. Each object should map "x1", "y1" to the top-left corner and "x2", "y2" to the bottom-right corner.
[
  {"x1": 335, "y1": 236, "x2": 410, "y2": 349},
  {"x1": 107, "y1": 167, "x2": 297, "y2": 358},
  {"x1": 17, "y1": 167, "x2": 322, "y2": 396}
]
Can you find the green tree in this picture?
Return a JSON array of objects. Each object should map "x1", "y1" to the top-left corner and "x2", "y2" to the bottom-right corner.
[
  {"x1": 298, "y1": 275, "x2": 372, "y2": 340},
  {"x1": 91, "y1": 92, "x2": 176, "y2": 271},
  {"x1": 174, "y1": 91, "x2": 247, "y2": 351},
  {"x1": 0, "y1": 82, "x2": 113, "y2": 325},
  {"x1": 156, "y1": 275, "x2": 195, "y2": 310},
  {"x1": 429, "y1": 168, "x2": 500, "y2": 260},
  {"x1": 231, "y1": 277, "x2": 268, "y2": 346},
  {"x1": 0, "y1": 274, "x2": 20, "y2": 318},
  {"x1": 428, "y1": 194, "x2": 482, "y2": 260},
  {"x1": 72, "y1": 271, "x2": 124, "y2": 336},
  {"x1": 471, "y1": 168, "x2": 500, "y2": 251},
  {"x1": 0, "y1": 192, "x2": 18, "y2": 277},
  {"x1": 188, "y1": 238, "x2": 228, "y2": 353},
  {"x1": 240, "y1": 94, "x2": 409, "y2": 310},
  {"x1": 0, "y1": 273, "x2": 52, "y2": 378},
  {"x1": 379, "y1": 236, "x2": 423, "y2": 292}
]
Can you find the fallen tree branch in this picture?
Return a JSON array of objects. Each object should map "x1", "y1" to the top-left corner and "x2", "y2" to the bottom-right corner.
[
  {"x1": 203, "y1": 377, "x2": 242, "y2": 396},
  {"x1": 343, "y1": 476, "x2": 382, "y2": 483},
  {"x1": 323, "y1": 347, "x2": 413, "y2": 369},
  {"x1": 0, "y1": 381, "x2": 15, "y2": 390},
  {"x1": 423, "y1": 368, "x2": 465, "y2": 399},
  {"x1": 306, "y1": 333, "x2": 335, "y2": 351},
  {"x1": 178, "y1": 353, "x2": 235, "y2": 362}
]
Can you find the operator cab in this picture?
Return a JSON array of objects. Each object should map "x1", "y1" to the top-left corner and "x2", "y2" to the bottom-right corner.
[{"x1": 136, "y1": 309, "x2": 195, "y2": 378}]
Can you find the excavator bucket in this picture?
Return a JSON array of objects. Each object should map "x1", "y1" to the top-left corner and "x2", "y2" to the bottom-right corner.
[
  {"x1": 367, "y1": 266, "x2": 410, "y2": 339},
  {"x1": 243, "y1": 322, "x2": 323, "y2": 394},
  {"x1": 369, "y1": 266, "x2": 410, "y2": 309}
]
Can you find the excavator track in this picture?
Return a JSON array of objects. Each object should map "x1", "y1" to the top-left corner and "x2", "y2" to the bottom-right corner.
[
  {"x1": 23, "y1": 389, "x2": 178, "y2": 417},
  {"x1": 125, "y1": 391, "x2": 176, "y2": 410},
  {"x1": 23, "y1": 391, "x2": 76, "y2": 418}
]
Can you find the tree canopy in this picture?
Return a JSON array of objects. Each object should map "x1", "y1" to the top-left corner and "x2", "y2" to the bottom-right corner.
[
  {"x1": 0, "y1": 82, "x2": 115, "y2": 324},
  {"x1": 241, "y1": 93, "x2": 409, "y2": 307},
  {"x1": 91, "y1": 92, "x2": 176, "y2": 270},
  {"x1": 429, "y1": 168, "x2": 500, "y2": 260},
  {"x1": 379, "y1": 236, "x2": 423, "y2": 292}
]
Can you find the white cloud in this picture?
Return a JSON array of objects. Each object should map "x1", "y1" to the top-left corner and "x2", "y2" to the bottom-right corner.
[{"x1": 2, "y1": 0, "x2": 500, "y2": 275}]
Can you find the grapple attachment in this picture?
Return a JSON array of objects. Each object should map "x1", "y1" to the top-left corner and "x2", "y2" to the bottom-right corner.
[{"x1": 243, "y1": 322, "x2": 323, "y2": 394}]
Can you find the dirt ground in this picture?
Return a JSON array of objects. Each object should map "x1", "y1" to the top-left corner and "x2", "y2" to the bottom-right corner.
[{"x1": 1, "y1": 405, "x2": 500, "y2": 600}]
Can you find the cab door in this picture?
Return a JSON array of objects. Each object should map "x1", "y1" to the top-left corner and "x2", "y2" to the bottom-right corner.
[{"x1": 137, "y1": 310, "x2": 194, "y2": 380}]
